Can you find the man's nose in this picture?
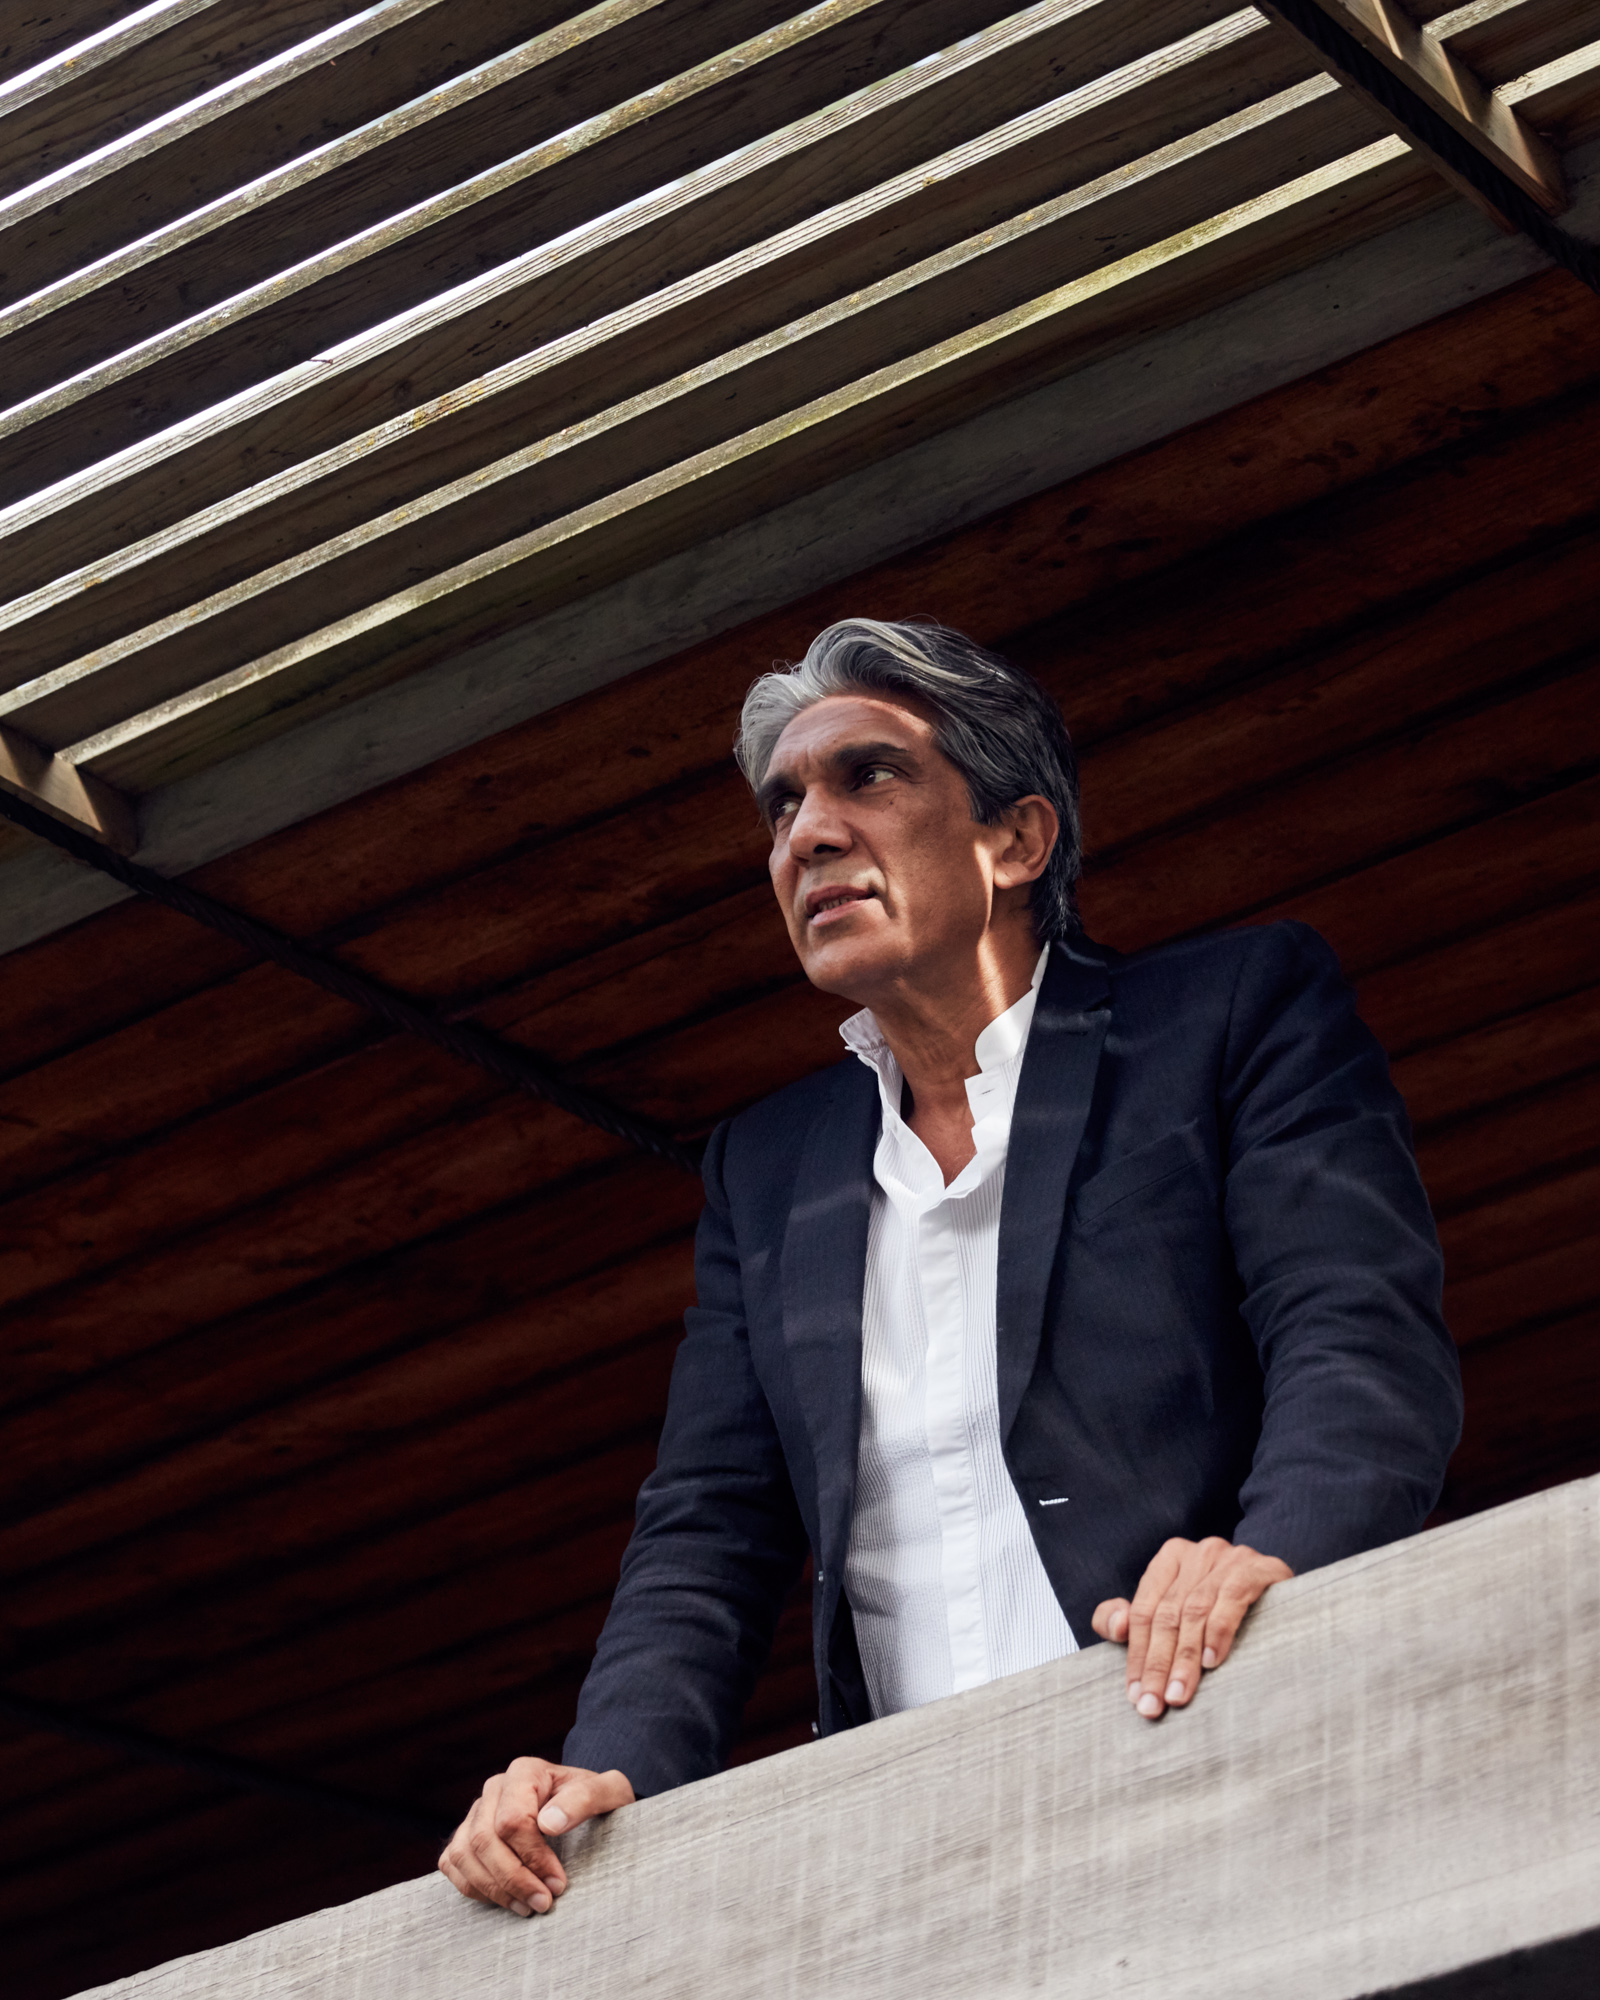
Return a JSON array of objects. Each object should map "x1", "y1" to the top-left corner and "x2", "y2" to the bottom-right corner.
[{"x1": 786, "y1": 788, "x2": 849, "y2": 859}]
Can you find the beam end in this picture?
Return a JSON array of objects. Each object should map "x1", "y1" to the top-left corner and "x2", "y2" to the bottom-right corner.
[{"x1": 0, "y1": 725, "x2": 138, "y2": 854}]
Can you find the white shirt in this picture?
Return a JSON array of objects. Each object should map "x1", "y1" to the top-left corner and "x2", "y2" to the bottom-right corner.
[{"x1": 840, "y1": 947, "x2": 1078, "y2": 1718}]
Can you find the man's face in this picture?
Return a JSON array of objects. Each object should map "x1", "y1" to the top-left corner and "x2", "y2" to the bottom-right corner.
[{"x1": 761, "y1": 691, "x2": 1017, "y2": 1003}]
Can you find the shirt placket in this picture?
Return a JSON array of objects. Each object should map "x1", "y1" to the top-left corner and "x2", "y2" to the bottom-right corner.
[{"x1": 917, "y1": 1192, "x2": 990, "y2": 1694}]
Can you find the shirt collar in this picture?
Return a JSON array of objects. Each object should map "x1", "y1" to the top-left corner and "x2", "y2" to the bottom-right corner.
[{"x1": 839, "y1": 944, "x2": 1049, "y2": 1082}]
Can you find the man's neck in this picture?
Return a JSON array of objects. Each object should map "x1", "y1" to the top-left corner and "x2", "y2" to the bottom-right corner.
[{"x1": 862, "y1": 927, "x2": 1042, "y2": 1183}]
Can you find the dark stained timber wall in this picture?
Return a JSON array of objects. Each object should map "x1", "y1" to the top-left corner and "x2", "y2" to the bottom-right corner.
[{"x1": 2, "y1": 263, "x2": 1598, "y2": 1997}]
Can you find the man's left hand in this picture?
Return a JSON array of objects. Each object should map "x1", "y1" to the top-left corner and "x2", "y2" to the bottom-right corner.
[{"x1": 1091, "y1": 1537, "x2": 1291, "y2": 1719}]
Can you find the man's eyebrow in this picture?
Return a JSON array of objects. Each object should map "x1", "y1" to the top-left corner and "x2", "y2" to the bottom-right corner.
[{"x1": 757, "y1": 740, "x2": 913, "y2": 817}]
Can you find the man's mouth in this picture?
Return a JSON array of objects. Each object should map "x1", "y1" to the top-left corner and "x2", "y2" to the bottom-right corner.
[{"x1": 805, "y1": 886, "x2": 874, "y2": 924}]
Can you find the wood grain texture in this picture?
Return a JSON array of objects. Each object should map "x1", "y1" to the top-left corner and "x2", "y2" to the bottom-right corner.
[
  {"x1": 0, "y1": 0, "x2": 376, "y2": 198},
  {"x1": 0, "y1": 0, "x2": 1032, "y2": 493},
  {"x1": 70, "y1": 1476, "x2": 1600, "y2": 2000},
  {"x1": 1263, "y1": 0, "x2": 1567, "y2": 211}
]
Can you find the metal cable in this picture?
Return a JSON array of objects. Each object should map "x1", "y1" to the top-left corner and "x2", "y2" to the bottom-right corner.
[
  {"x1": 0, "y1": 788, "x2": 703, "y2": 1174},
  {"x1": 1268, "y1": 0, "x2": 1600, "y2": 295}
]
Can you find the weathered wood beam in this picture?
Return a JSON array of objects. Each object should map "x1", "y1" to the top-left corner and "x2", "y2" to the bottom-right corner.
[
  {"x1": 1261, "y1": 0, "x2": 1568, "y2": 216},
  {"x1": 0, "y1": 724, "x2": 134, "y2": 851},
  {"x1": 72, "y1": 1474, "x2": 1600, "y2": 2000}
]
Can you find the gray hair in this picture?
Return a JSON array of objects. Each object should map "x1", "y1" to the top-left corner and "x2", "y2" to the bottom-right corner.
[{"x1": 735, "y1": 618, "x2": 1081, "y2": 939}]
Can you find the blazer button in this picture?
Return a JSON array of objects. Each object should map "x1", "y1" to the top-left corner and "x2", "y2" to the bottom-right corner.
[{"x1": 816, "y1": 1568, "x2": 825, "y2": 1583}]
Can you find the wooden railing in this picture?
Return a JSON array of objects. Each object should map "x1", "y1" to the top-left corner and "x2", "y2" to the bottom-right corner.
[{"x1": 82, "y1": 1475, "x2": 1600, "y2": 1999}]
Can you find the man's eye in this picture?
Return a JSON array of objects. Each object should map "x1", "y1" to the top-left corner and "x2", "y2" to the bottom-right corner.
[{"x1": 857, "y1": 765, "x2": 895, "y2": 787}]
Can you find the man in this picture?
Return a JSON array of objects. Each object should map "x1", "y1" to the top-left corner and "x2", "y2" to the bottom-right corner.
[{"x1": 441, "y1": 619, "x2": 1462, "y2": 1918}]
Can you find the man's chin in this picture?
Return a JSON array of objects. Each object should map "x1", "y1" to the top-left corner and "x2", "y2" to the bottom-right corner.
[{"x1": 798, "y1": 930, "x2": 899, "y2": 1003}]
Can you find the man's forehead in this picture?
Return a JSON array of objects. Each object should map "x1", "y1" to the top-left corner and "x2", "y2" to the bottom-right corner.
[{"x1": 769, "y1": 690, "x2": 935, "y2": 764}]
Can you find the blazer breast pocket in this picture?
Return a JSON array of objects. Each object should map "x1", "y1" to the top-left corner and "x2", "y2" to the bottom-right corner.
[{"x1": 1069, "y1": 1121, "x2": 1207, "y2": 1227}]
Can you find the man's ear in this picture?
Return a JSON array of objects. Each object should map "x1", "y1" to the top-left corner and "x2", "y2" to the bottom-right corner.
[{"x1": 992, "y1": 795, "x2": 1058, "y2": 888}]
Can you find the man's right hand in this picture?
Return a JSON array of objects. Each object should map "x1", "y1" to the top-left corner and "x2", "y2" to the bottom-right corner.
[{"x1": 439, "y1": 1756, "x2": 635, "y2": 1916}]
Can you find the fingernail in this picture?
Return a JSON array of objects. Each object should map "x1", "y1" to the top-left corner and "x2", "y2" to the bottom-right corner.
[
  {"x1": 508, "y1": 1901, "x2": 532, "y2": 1919},
  {"x1": 1126, "y1": 1681, "x2": 1142, "y2": 1704},
  {"x1": 532, "y1": 1891, "x2": 552, "y2": 1914},
  {"x1": 1202, "y1": 1647, "x2": 1217, "y2": 1669},
  {"x1": 1165, "y1": 1679, "x2": 1185, "y2": 1703},
  {"x1": 1137, "y1": 1692, "x2": 1162, "y2": 1718},
  {"x1": 543, "y1": 1876, "x2": 564, "y2": 1897},
  {"x1": 538, "y1": 1805, "x2": 569, "y2": 1833}
]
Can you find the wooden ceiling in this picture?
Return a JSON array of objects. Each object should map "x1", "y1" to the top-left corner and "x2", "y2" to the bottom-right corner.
[
  {"x1": 3, "y1": 0, "x2": 1598, "y2": 902},
  {"x1": 2, "y1": 254, "x2": 1598, "y2": 1995}
]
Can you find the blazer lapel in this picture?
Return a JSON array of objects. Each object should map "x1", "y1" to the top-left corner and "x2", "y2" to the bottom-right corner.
[
  {"x1": 996, "y1": 938, "x2": 1113, "y2": 1444},
  {"x1": 780, "y1": 1056, "x2": 880, "y2": 1572}
]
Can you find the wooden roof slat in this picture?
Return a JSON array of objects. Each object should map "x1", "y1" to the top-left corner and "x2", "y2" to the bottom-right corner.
[
  {"x1": 4, "y1": 1444, "x2": 658, "y2": 1707},
  {"x1": 1268, "y1": 775, "x2": 1600, "y2": 982},
  {"x1": 1502, "y1": 28, "x2": 1600, "y2": 142},
  {"x1": 0, "y1": 1090, "x2": 633, "y2": 1405},
  {"x1": 0, "y1": 0, "x2": 1029, "y2": 501},
  {"x1": 1355, "y1": 883, "x2": 1600, "y2": 1062},
  {"x1": 0, "y1": 1780, "x2": 437, "y2": 1952},
  {"x1": 0, "y1": 1029, "x2": 501, "y2": 1310},
  {"x1": 1446, "y1": 1230, "x2": 1600, "y2": 1347},
  {"x1": 0, "y1": 0, "x2": 380, "y2": 198},
  {"x1": 0, "y1": 1, "x2": 1284, "y2": 643},
  {"x1": 0, "y1": 0, "x2": 688, "y2": 413},
  {"x1": 1, "y1": 1226, "x2": 690, "y2": 1523},
  {"x1": 5, "y1": 1326, "x2": 683, "y2": 1633},
  {"x1": 0, "y1": 1, "x2": 164, "y2": 90},
  {"x1": 1078, "y1": 533, "x2": 1600, "y2": 862},
  {"x1": 0, "y1": 1, "x2": 218, "y2": 121},
  {"x1": 1088, "y1": 658, "x2": 1600, "y2": 952},
  {"x1": 0, "y1": 894, "x2": 791, "y2": 1314},
  {"x1": 1020, "y1": 430, "x2": 1600, "y2": 765},
  {"x1": 13, "y1": 1512, "x2": 642, "y2": 1720},
  {"x1": 0, "y1": 961, "x2": 378, "y2": 1198},
  {"x1": 1449, "y1": 1305, "x2": 1600, "y2": 1502},
  {"x1": 0, "y1": 1163, "x2": 690, "y2": 1493},
  {"x1": 1415, "y1": 1063, "x2": 1600, "y2": 1214},
  {"x1": 1395, "y1": 982, "x2": 1600, "y2": 1129},
  {"x1": 63, "y1": 134, "x2": 1434, "y2": 791},
  {"x1": 7, "y1": 1423, "x2": 655, "y2": 1706},
  {"x1": 15, "y1": 80, "x2": 1380, "y2": 756},
  {"x1": 1263, "y1": 0, "x2": 1567, "y2": 212},
  {"x1": 21, "y1": 1559, "x2": 640, "y2": 1802},
  {"x1": 1437, "y1": 1159, "x2": 1600, "y2": 1286},
  {"x1": 1431, "y1": 0, "x2": 1600, "y2": 89},
  {"x1": 0, "y1": 0, "x2": 443, "y2": 269},
  {"x1": 5, "y1": 1342, "x2": 666, "y2": 1642},
  {"x1": 0, "y1": 1150, "x2": 677, "y2": 1468}
]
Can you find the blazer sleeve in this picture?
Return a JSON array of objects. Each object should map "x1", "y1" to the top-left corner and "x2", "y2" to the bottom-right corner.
[
  {"x1": 1223, "y1": 922, "x2": 1463, "y2": 1573},
  {"x1": 561, "y1": 1120, "x2": 809, "y2": 1798}
]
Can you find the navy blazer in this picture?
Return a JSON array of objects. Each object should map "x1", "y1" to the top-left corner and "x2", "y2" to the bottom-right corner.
[{"x1": 564, "y1": 922, "x2": 1462, "y2": 1798}]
